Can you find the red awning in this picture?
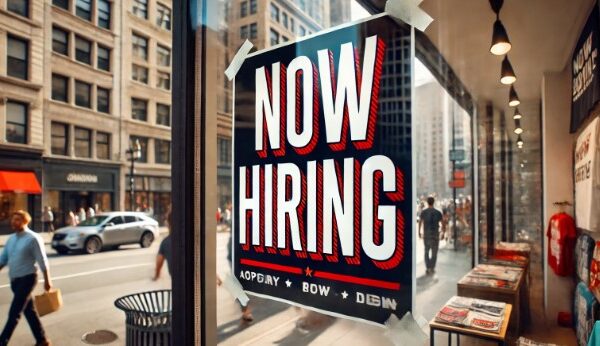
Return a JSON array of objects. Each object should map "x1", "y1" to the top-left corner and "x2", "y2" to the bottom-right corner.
[{"x1": 0, "y1": 171, "x2": 42, "y2": 194}]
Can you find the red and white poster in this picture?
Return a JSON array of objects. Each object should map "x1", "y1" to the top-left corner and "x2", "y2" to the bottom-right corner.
[{"x1": 575, "y1": 116, "x2": 600, "y2": 231}]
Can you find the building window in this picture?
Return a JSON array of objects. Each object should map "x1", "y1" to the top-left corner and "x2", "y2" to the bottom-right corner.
[
  {"x1": 130, "y1": 136, "x2": 148, "y2": 162},
  {"x1": 132, "y1": 0, "x2": 148, "y2": 19},
  {"x1": 132, "y1": 64, "x2": 148, "y2": 84},
  {"x1": 131, "y1": 98, "x2": 148, "y2": 121},
  {"x1": 157, "y1": 71, "x2": 170, "y2": 90},
  {"x1": 53, "y1": 0, "x2": 68, "y2": 10},
  {"x1": 132, "y1": 33, "x2": 148, "y2": 60},
  {"x1": 96, "y1": 132, "x2": 110, "y2": 159},
  {"x1": 270, "y1": 29, "x2": 279, "y2": 46},
  {"x1": 75, "y1": 0, "x2": 91, "y2": 21},
  {"x1": 7, "y1": 36, "x2": 28, "y2": 80},
  {"x1": 51, "y1": 74, "x2": 69, "y2": 102},
  {"x1": 8, "y1": 0, "x2": 29, "y2": 17},
  {"x1": 74, "y1": 127, "x2": 91, "y2": 158},
  {"x1": 75, "y1": 80, "x2": 91, "y2": 108},
  {"x1": 270, "y1": 4, "x2": 279, "y2": 22},
  {"x1": 249, "y1": 0, "x2": 257, "y2": 14},
  {"x1": 157, "y1": 45, "x2": 170, "y2": 67},
  {"x1": 240, "y1": 25, "x2": 248, "y2": 39},
  {"x1": 51, "y1": 122, "x2": 68, "y2": 155},
  {"x1": 97, "y1": 45, "x2": 110, "y2": 71},
  {"x1": 156, "y1": 103, "x2": 170, "y2": 126},
  {"x1": 290, "y1": 18, "x2": 295, "y2": 32},
  {"x1": 299, "y1": 25, "x2": 306, "y2": 36},
  {"x1": 282, "y1": 12, "x2": 288, "y2": 28},
  {"x1": 6, "y1": 101, "x2": 27, "y2": 144},
  {"x1": 97, "y1": 87, "x2": 110, "y2": 113},
  {"x1": 75, "y1": 36, "x2": 91, "y2": 65},
  {"x1": 97, "y1": 0, "x2": 111, "y2": 29},
  {"x1": 156, "y1": 3, "x2": 171, "y2": 30},
  {"x1": 155, "y1": 139, "x2": 171, "y2": 164},
  {"x1": 218, "y1": 137, "x2": 231, "y2": 166},
  {"x1": 282, "y1": 36, "x2": 289, "y2": 42},
  {"x1": 52, "y1": 27, "x2": 69, "y2": 55},
  {"x1": 250, "y1": 23, "x2": 257, "y2": 39},
  {"x1": 240, "y1": 1, "x2": 248, "y2": 17}
]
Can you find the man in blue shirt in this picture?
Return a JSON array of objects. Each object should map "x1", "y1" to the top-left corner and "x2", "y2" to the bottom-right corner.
[{"x1": 0, "y1": 210, "x2": 52, "y2": 346}]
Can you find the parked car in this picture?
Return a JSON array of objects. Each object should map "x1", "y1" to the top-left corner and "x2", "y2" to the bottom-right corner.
[{"x1": 51, "y1": 212, "x2": 160, "y2": 255}]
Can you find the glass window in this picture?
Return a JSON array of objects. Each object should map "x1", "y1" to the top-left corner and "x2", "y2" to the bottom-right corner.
[
  {"x1": 51, "y1": 74, "x2": 69, "y2": 102},
  {"x1": 51, "y1": 122, "x2": 68, "y2": 155},
  {"x1": 8, "y1": 0, "x2": 29, "y2": 17},
  {"x1": 97, "y1": 87, "x2": 110, "y2": 113},
  {"x1": 97, "y1": 45, "x2": 110, "y2": 71},
  {"x1": 75, "y1": 36, "x2": 91, "y2": 65},
  {"x1": 157, "y1": 71, "x2": 170, "y2": 90},
  {"x1": 97, "y1": 0, "x2": 111, "y2": 29},
  {"x1": 132, "y1": 33, "x2": 148, "y2": 60},
  {"x1": 75, "y1": 80, "x2": 91, "y2": 108},
  {"x1": 156, "y1": 3, "x2": 171, "y2": 30},
  {"x1": 132, "y1": 64, "x2": 148, "y2": 83},
  {"x1": 74, "y1": 127, "x2": 91, "y2": 157},
  {"x1": 156, "y1": 103, "x2": 170, "y2": 126},
  {"x1": 7, "y1": 35, "x2": 28, "y2": 80},
  {"x1": 298, "y1": 25, "x2": 306, "y2": 36},
  {"x1": 250, "y1": 23, "x2": 257, "y2": 39},
  {"x1": 52, "y1": 0, "x2": 68, "y2": 10},
  {"x1": 130, "y1": 136, "x2": 148, "y2": 162},
  {"x1": 249, "y1": 0, "x2": 256, "y2": 14},
  {"x1": 240, "y1": 1, "x2": 248, "y2": 17},
  {"x1": 270, "y1": 3, "x2": 280, "y2": 22},
  {"x1": 269, "y1": 29, "x2": 279, "y2": 46},
  {"x1": 240, "y1": 25, "x2": 248, "y2": 39},
  {"x1": 75, "y1": 0, "x2": 91, "y2": 21},
  {"x1": 217, "y1": 137, "x2": 231, "y2": 166},
  {"x1": 282, "y1": 12, "x2": 288, "y2": 28},
  {"x1": 157, "y1": 45, "x2": 170, "y2": 67},
  {"x1": 6, "y1": 101, "x2": 27, "y2": 144},
  {"x1": 52, "y1": 27, "x2": 69, "y2": 55},
  {"x1": 290, "y1": 17, "x2": 295, "y2": 32},
  {"x1": 131, "y1": 98, "x2": 147, "y2": 121},
  {"x1": 155, "y1": 139, "x2": 171, "y2": 164},
  {"x1": 132, "y1": 0, "x2": 148, "y2": 19},
  {"x1": 107, "y1": 216, "x2": 124, "y2": 225},
  {"x1": 96, "y1": 131, "x2": 110, "y2": 159}
]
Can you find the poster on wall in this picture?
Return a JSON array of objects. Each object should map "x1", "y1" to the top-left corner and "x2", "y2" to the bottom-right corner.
[
  {"x1": 571, "y1": 3, "x2": 600, "y2": 133},
  {"x1": 575, "y1": 117, "x2": 599, "y2": 231},
  {"x1": 232, "y1": 14, "x2": 413, "y2": 325}
]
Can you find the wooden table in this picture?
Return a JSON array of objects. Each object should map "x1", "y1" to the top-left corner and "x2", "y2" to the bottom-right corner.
[
  {"x1": 457, "y1": 265, "x2": 524, "y2": 336},
  {"x1": 429, "y1": 304, "x2": 512, "y2": 346}
]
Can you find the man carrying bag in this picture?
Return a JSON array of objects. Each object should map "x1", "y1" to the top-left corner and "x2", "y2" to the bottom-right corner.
[{"x1": 0, "y1": 210, "x2": 53, "y2": 346}]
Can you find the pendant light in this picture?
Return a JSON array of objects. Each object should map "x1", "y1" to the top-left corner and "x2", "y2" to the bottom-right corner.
[
  {"x1": 490, "y1": 0, "x2": 511, "y2": 55},
  {"x1": 513, "y1": 107, "x2": 522, "y2": 120},
  {"x1": 516, "y1": 134, "x2": 524, "y2": 148},
  {"x1": 500, "y1": 56, "x2": 516, "y2": 85},
  {"x1": 514, "y1": 119, "x2": 523, "y2": 134},
  {"x1": 509, "y1": 85, "x2": 520, "y2": 107}
]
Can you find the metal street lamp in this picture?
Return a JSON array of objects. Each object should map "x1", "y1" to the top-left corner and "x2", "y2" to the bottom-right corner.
[{"x1": 126, "y1": 139, "x2": 142, "y2": 211}]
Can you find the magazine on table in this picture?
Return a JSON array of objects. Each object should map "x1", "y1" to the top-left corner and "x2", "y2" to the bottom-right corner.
[{"x1": 435, "y1": 296, "x2": 506, "y2": 334}]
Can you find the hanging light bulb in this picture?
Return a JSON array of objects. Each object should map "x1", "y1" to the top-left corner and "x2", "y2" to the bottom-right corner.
[
  {"x1": 509, "y1": 85, "x2": 520, "y2": 107},
  {"x1": 517, "y1": 134, "x2": 524, "y2": 148},
  {"x1": 490, "y1": 19, "x2": 512, "y2": 55},
  {"x1": 500, "y1": 56, "x2": 516, "y2": 85},
  {"x1": 513, "y1": 107, "x2": 522, "y2": 120},
  {"x1": 514, "y1": 119, "x2": 523, "y2": 134}
]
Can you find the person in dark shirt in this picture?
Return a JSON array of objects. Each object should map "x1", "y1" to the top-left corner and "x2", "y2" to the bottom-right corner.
[
  {"x1": 153, "y1": 212, "x2": 171, "y2": 281},
  {"x1": 418, "y1": 197, "x2": 443, "y2": 275}
]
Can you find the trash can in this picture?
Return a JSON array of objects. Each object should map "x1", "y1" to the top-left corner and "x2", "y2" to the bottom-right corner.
[{"x1": 114, "y1": 290, "x2": 172, "y2": 346}]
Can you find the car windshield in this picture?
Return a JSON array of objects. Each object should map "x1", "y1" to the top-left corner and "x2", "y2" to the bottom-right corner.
[{"x1": 78, "y1": 216, "x2": 109, "y2": 226}]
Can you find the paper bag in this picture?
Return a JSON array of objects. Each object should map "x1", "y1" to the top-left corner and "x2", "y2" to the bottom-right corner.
[{"x1": 34, "y1": 289, "x2": 63, "y2": 317}]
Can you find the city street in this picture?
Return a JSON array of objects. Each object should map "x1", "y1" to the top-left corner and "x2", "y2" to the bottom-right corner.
[{"x1": 0, "y1": 237, "x2": 170, "y2": 345}]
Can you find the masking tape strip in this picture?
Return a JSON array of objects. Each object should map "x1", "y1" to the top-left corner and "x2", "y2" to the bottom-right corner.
[
  {"x1": 222, "y1": 273, "x2": 250, "y2": 307},
  {"x1": 225, "y1": 39, "x2": 254, "y2": 81},
  {"x1": 384, "y1": 312, "x2": 429, "y2": 346},
  {"x1": 385, "y1": 0, "x2": 433, "y2": 32}
]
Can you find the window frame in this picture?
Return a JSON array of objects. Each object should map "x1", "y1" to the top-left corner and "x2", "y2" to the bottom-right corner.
[
  {"x1": 74, "y1": 127, "x2": 92, "y2": 158},
  {"x1": 7, "y1": 35, "x2": 29, "y2": 80},
  {"x1": 97, "y1": 45, "x2": 111, "y2": 71},
  {"x1": 157, "y1": 71, "x2": 171, "y2": 90},
  {"x1": 97, "y1": 0, "x2": 111, "y2": 29},
  {"x1": 132, "y1": 0, "x2": 148, "y2": 19},
  {"x1": 75, "y1": 0, "x2": 92, "y2": 21},
  {"x1": 155, "y1": 139, "x2": 171, "y2": 164},
  {"x1": 157, "y1": 44, "x2": 171, "y2": 67},
  {"x1": 75, "y1": 80, "x2": 92, "y2": 108},
  {"x1": 5, "y1": 100, "x2": 28, "y2": 144},
  {"x1": 51, "y1": 74, "x2": 69, "y2": 102},
  {"x1": 51, "y1": 122, "x2": 69, "y2": 156},
  {"x1": 131, "y1": 98, "x2": 148, "y2": 121},
  {"x1": 156, "y1": 103, "x2": 171, "y2": 127},
  {"x1": 240, "y1": 1, "x2": 248, "y2": 17},
  {"x1": 270, "y1": 3, "x2": 280, "y2": 22},
  {"x1": 130, "y1": 135, "x2": 148, "y2": 162},
  {"x1": 156, "y1": 3, "x2": 172, "y2": 31},
  {"x1": 7, "y1": 0, "x2": 29, "y2": 18},
  {"x1": 75, "y1": 35, "x2": 92, "y2": 65},
  {"x1": 97, "y1": 87, "x2": 110, "y2": 113},
  {"x1": 132, "y1": 64, "x2": 149, "y2": 84},
  {"x1": 269, "y1": 28, "x2": 279, "y2": 46},
  {"x1": 132, "y1": 33, "x2": 149, "y2": 61},
  {"x1": 52, "y1": 26, "x2": 69, "y2": 56},
  {"x1": 96, "y1": 131, "x2": 111, "y2": 160},
  {"x1": 52, "y1": 0, "x2": 69, "y2": 10}
]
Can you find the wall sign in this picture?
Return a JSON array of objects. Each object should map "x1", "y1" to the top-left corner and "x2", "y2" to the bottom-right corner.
[
  {"x1": 571, "y1": 3, "x2": 600, "y2": 133},
  {"x1": 575, "y1": 117, "x2": 599, "y2": 231},
  {"x1": 232, "y1": 15, "x2": 413, "y2": 325},
  {"x1": 66, "y1": 173, "x2": 99, "y2": 184}
]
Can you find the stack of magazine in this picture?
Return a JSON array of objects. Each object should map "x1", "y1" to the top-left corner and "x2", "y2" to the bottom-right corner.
[
  {"x1": 435, "y1": 296, "x2": 506, "y2": 333},
  {"x1": 459, "y1": 264, "x2": 523, "y2": 289}
]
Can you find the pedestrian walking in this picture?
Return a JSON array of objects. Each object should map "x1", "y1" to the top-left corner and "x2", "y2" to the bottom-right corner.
[
  {"x1": 77, "y1": 208, "x2": 86, "y2": 223},
  {"x1": 86, "y1": 207, "x2": 95, "y2": 219},
  {"x1": 0, "y1": 210, "x2": 52, "y2": 346},
  {"x1": 418, "y1": 197, "x2": 443, "y2": 275},
  {"x1": 41, "y1": 206, "x2": 54, "y2": 233},
  {"x1": 66, "y1": 211, "x2": 78, "y2": 226},
  {"x1": 153, "y1": 211, "x2": 171, "y2": 281}
]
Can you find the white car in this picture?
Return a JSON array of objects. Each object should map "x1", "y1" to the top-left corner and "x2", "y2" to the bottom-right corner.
[{"x1": 51, "y1": 212, "x2": 160, "y2": 255}]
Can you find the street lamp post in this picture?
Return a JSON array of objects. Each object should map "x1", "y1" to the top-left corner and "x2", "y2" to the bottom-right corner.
[{"x1": 126, "y1": 139, "x2": 142, "y2": 211}]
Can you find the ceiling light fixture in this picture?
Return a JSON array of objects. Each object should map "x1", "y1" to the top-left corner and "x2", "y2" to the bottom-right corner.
[
  {"x1": 500, "y1": 56, "x2": 516, "y2": 85},
  {"x1": 509, "y1": 85, "x2": 520, "y2": 107},
  {"x1": 513, "y1": 107, "x2": 522, "y2": 120},
  {"x1": 489, "y1": 0, "x2": 511, "y2": 55},
  {"x1": 517, "y1": 134, "x2": 524, "y2": 148},
  {"x1": 514, "y1": 119, "x2": 523, "y2": 134}
]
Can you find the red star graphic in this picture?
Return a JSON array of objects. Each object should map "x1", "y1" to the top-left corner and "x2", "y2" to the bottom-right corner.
[{"x1": 305, "y1": 266, "x2": 313, "y2": 277}]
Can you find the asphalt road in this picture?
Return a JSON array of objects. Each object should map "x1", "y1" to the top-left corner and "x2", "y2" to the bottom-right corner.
[{"x1": 0, "y1": 238, "x2": 171, "y2": 345}]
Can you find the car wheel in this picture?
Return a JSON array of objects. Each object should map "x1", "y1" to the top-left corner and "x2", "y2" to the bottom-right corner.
[
  {"x1": 140, "y1": 231, "x2": 154, "y2": 248},
  {"x1": 84, "y1": 237, "x2": 102, "y2": 254},
  {"x1": 56, "y1": 248, "x2": 69, "y2": 255}
]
